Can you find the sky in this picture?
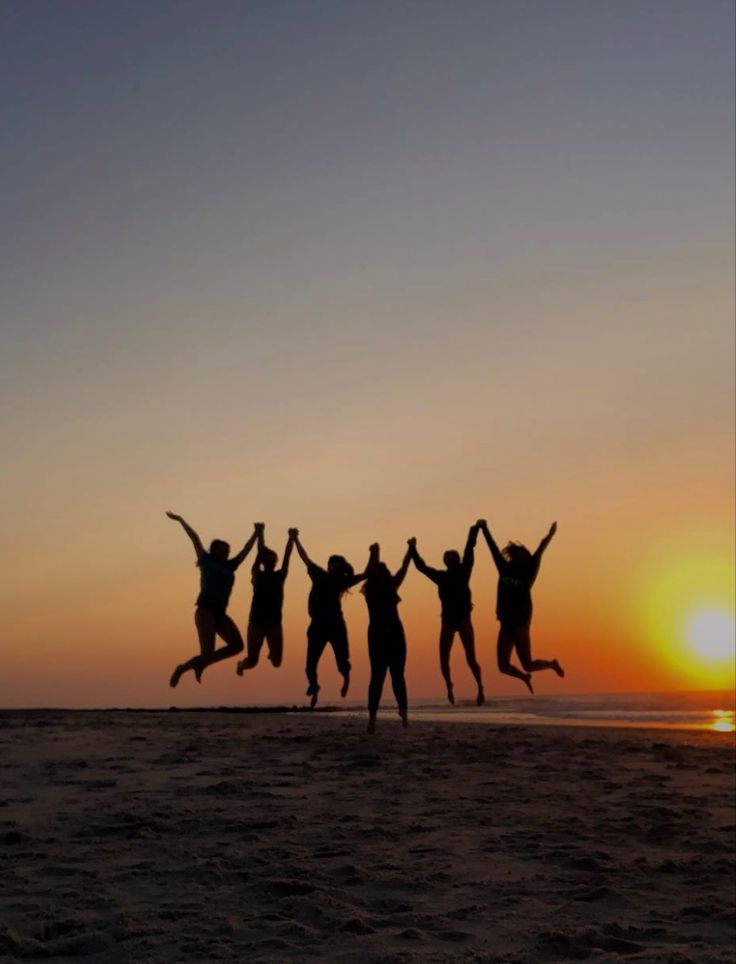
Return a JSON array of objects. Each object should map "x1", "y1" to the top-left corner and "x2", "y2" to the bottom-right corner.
[{"x1": 1, "y1": 0, "x2": 734, "y2": 708}]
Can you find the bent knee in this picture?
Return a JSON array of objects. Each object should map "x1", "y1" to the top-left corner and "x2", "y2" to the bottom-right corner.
[{"x1": 270, "y1": 655, "x2": 283, "y2": 668}]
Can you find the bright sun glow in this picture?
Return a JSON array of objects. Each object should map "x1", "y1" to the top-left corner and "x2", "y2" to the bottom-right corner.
[
  {"x1": 686, "y1": 610, "x2": 736, "y2": 662},
  {"x1": 710, "y1": 710, "x2": 736, "y2": 734},
  {"x1": 637, "y1": 554, "x2": 736, "y2": 687}
]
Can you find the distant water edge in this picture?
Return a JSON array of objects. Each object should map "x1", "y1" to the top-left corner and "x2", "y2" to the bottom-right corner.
[
  {"x1": 1, "y1": 691, "x2": 734, "y2": 735},
  {"x1": 400, "y1": 690, "x2": 736, "y2": 734}
]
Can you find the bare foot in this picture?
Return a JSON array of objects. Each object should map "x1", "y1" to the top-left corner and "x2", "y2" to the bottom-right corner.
[
  {"x1": 169, "y1": 664, "x2": 184, "y2": 688},
  {"x1": 476, "y1": 687, "x2": 485, "y2": 707},
  {"x1": 399, "y1": 711, "x2": 408, "y2": 729},
  {"x1": 235, "y1": 659, "x2": 245, "y2": 677},
  {"x1": 523, "y1": 673, "x2": 534, "y2": 695},
  {"x1": 446, "y1": 684, "x2": 455, "y2": 705},
  {"x1": 552, "y1": 659, "x2": 565, "y2": 678},
  {"x1": 367, "y1": 718, "x2": 376, "y2": 734},
  {"x1": 194, "y1": 662, "x2": 204, "y2": 684},
  {"x1": 310, "y1": 687, "x2": 320, "y2": 708},
  {"x1": 340, "y1": 674, "x2": 350, "y2": 698}
]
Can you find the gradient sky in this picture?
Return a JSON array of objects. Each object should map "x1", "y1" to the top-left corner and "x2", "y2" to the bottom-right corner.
[{"x1": 1, "y1": 0, "x2": 734, "y2": 708}]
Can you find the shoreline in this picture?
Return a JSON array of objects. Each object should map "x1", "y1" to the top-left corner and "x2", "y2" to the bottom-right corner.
[{"x1": 2, "y1": 700, "x2": 735, "y2": 738}]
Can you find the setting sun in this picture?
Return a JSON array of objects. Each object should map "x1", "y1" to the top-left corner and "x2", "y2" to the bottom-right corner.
[
  {"x1": 637, "y1": 552, "x2": 736, "y2": 689},
  {"x1": 686, "y1": 610, "x2": 735, "y2": 663}
]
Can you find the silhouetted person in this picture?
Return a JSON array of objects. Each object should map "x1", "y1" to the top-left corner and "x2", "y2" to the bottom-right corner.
[
  {"x1": 236, "y1": 525, "x2": 295, "y2": 678},
  {"x1": 361, "y1": 542, "x2": 412, "y2": 733},
  {"x1": 409, "y1": 525, "x2": 485, "y2": 706},
  {"x1": 166, "y1": 512, "x2": 260, "y2": 687},
  {"x1": 293, "y1": 533, "x2": 366, "y2": 707},
  {"x1": 478, "y1": 519, "x2": 564, "y2": 693}
]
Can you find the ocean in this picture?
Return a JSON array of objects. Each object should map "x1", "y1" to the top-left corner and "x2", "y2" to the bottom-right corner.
[{"x1": 398, "y1": 690, "x2": 736, "y2": 733}]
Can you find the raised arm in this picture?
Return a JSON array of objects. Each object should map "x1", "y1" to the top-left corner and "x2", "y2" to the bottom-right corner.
[
  {"x1": 280, "y1": 529, "x2": 297, "y2": 576},
  {"x1": 365, "y1": 542, "x2": 381, "y2": 578},
  {"x1": 461, "y1": 523, "x2": 479, "y2": 573},
  {"x1": 166, "y1": 511, "x2": 205, "y2": 561},
  {"x1": 533, "y1": 521, "x2": 557, "y2": 561},
  {"x1": 250, "y1": 524, "x2": 268, "y2": 575},
  {"x1": 393, "y1": 545, "x2": 412, "y2": 588},
  {"x1": 478, "y1": 520, "x2": 506, "y2": 572},
  {"x1": 408, "y1": 538, "x2": 441, "y2": 583},
  {"x1": 293, "y1": 534, "x2": 319, "y2": 573},
  {"x1": 231, "y1": 522, "x2": 262, "y2": 569},
  {"x1": 345, "y1": 547, "x2": 374, "y2": 588}
]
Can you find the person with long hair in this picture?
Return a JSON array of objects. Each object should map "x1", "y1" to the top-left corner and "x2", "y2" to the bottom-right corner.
[
  {"x1": 408, "y1": 524, "x2": 485, "y2": 706},
  {"x1": 236, "y1": 526, "x2": 296, "y2": 678},
  {"x1": 292, "y1": 533, "x2": 366, "y2": 707},
  {"x1": 361, "y1": 541, "x2": 412, "y2": 733},
  {"x1": 478, "y1": 519, "x2": 564, "y2": 693},
  {"x1": 166, "y1": 512, "x2": 260, "y2": 687}
]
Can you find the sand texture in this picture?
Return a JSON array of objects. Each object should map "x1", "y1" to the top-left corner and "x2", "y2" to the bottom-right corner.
[{"x1": 0, "y1": 710, "x2": 734, "y2": 963}]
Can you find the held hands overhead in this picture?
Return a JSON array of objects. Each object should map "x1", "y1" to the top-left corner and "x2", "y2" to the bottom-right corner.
[{"x1": 165, "y1": 514, "x2": 557, "y2": 555}]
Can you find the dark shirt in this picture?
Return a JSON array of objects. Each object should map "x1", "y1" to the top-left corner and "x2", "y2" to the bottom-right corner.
[
  {"x1": 495, "y1": 558, "x2": 540, "y2": 627},
  {"x1": 307, "y1": 564, "x2": 354, "y2": 624},
  {"x1": 432, "y1": 569, "x2": 473, "y2": 627},
  {"x1": 196, "y1": 554, "x2": 238, "y2": 613},
  {"x1": 413, "y1": 532, "x2": 476, "y2": 628},
  {"x1": 363, "y1": 581, "x2": 402, "y2": 627},
  {"x1": 249, "y1": 570, "x2": 286, "y2": 628}
]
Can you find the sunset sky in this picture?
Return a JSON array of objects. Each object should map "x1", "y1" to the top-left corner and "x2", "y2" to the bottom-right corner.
[{"x1": 1, "y1": 0, "x2": 733, "y2": 708}]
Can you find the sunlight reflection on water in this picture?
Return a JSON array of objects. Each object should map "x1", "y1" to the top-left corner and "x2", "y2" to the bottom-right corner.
[{"x1": 710, "y1": 710, "x2": 735, "y2": 733}]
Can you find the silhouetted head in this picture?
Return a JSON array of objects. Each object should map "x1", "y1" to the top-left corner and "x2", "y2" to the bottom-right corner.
[
  {"x1": 443, "y1": 549, "x2": 461, "y2": 569},
  {"x1": 362, "y1": 562, "x2": 396, "y2": 599},
  {"x1": 261, "y1": 548, "x2": 278, "y2": 571},
  {"x1": 327, "y1": 554, "x2": 354, "y2": 579},
  {"x1": 209, "y1": 539, "x2": 230, "y2": 561},
  {"x1": 502, "y1": 542, "x2": 532, "y2": 567},
  {"x1": 367, "y1": 562, "x2": 392, "y2": 585}
]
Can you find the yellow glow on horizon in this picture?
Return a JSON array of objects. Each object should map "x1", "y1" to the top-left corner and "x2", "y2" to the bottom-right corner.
[{"x1": 637, "y1": 555, "x2": 736, "y2": 689}]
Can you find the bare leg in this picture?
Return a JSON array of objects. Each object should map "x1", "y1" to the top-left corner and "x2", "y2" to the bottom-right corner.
[
  {"x1": 265, "y1": 625, "x2": 284, "y2": 668},
  {"x1": 237, "y1": 622, "x2": 266, "y2": 676},
  {"x1": 497, "y1": 626, "x2": 533, "y2": 694},
  {"x1": 439, "y1": 624, "x2": 455, "y2": 704},
  {"x1": 170, "y1": 607, "x2": 217, "y2": 687},
  {"x1": 367, "y1": 627, "x2": 388, "y2": 734},
  {"x1": 197, "y1": 614, "x2": 244, "y2": 681},
  {"x1": 306, "y1": 624, "x2": 328, "y2": 707},
  {"x1": 458, "y1": 619, "x2": 485, "y2": 706},
  {"x1": 388, "y1": 648, "x2": 408, "y2": 728},
  {"x1": 514, "y1": 628, "x2": 564, "y2": 677},
  {"x1": 331, "y1": 621, "x2": 352, "y2": 698}
]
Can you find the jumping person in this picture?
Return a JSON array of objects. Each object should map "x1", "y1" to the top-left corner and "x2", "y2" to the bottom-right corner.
[
  {"x1": 478, "y1": 519, "x2": 564, "y2": 694},
  {"x1": 166, "y1": 512, "x2": 260, "y2": 687},
  {"x1": 361, "y1": 542, "x2": 412, "y2": 733},
  {"x1": 236, "y1": 526, "x2": 296, "y2": 677},
  {"x1": 408, "y1": 525, "x2": 485, "y2": 706},
  {"x1": 293, "y1": 533, "x2": 366, "y2": 707}
]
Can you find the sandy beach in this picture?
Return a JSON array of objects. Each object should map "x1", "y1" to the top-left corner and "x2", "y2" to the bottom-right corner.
[{"x1": 1, "y1": 711, "x2": 734, "y2": 963}]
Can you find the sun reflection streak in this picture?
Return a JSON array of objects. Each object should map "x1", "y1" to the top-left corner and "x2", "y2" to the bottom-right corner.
[{"x1": 710, "y1": 709, "x2": 735, "y2": 733}]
